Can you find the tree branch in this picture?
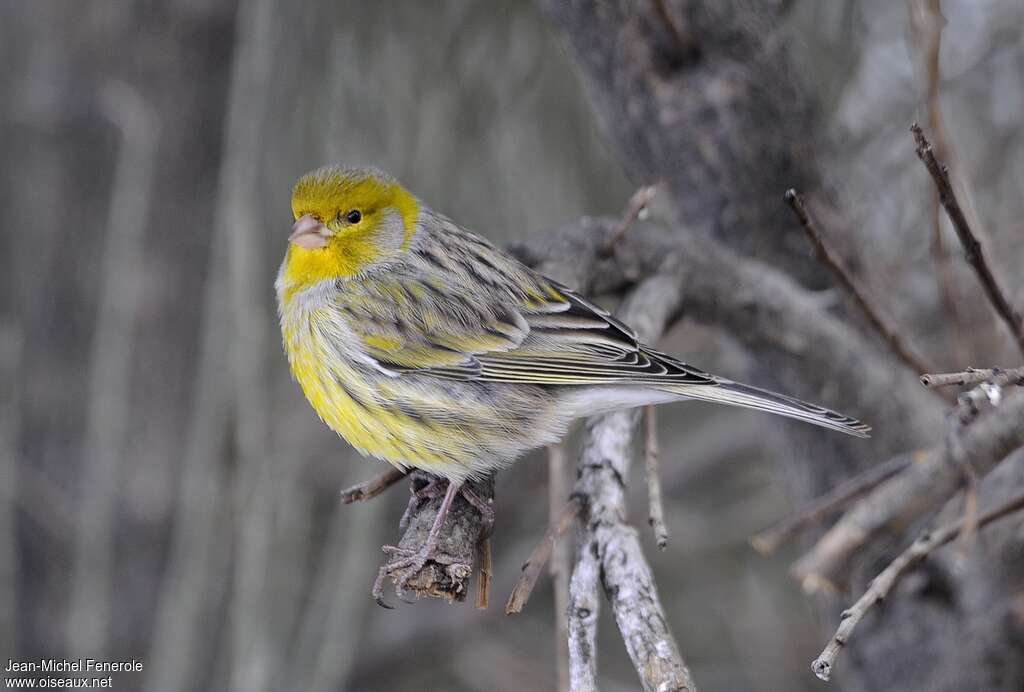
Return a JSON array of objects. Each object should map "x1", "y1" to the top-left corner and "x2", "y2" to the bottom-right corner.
[
  {"x1": 911, "y1": 123, "x2": 1024, "y2": 358},
  {"x1": 811, "y1": 486, "x2": 1024, "y2": 681},
  {"x1": 504, "y1": 497, "x2": 581, "y2": 615},
  {"x1": 921, "y1": 366, "x2": 1024, "y2": 389},
  {"x1": 570, "y1": 276, "x2": 697, "y2": 692},
  {"x1": 793, "y1": 391, "x2": 1024, "y2": 591},
  {"x1": 784, "y1": 189, "x2": 934, "y2": 378},
  {"x1": 750, "y1": 451, "x2": 918, "y2": 555},
  {"x1": 519, "y1": 216, "x2": 941, "y2": 453},
  {"x1": 475, "y1": 537, "x2": 492, "y2": 610},
  {"x1": 908, "y1": 0, "x2": 969, "y2": 362},
  {"x1": 339, "y1": 468, "x2": 406, "y2": 504},
  {"x1": 644, "y1": 406, "x2": 669, "y2": 549},
  {"x1": 568, "y1": 537, "x2": 600, "y2": 691}
]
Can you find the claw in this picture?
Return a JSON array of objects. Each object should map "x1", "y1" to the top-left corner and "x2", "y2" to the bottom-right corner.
[{"x1": 372, "y1": 481, "x2": 464, "y2": 606}]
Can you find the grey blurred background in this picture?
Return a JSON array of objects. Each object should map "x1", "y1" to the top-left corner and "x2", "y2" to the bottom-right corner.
[{"x1": 2, "y1": 1, "x2": 1023, "y2": 690}]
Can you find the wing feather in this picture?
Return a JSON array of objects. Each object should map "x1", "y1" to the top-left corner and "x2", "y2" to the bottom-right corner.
[{"x1": 328, "y1": 252, "x2": 869, "y2": 438}]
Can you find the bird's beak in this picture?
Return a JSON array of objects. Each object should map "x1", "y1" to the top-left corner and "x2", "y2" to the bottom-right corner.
[{"x1": 289, "y1": 214, "x2": 329, "y2": 249}]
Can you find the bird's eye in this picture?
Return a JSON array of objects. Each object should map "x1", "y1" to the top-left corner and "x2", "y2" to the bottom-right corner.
[{"x1": 344, "y1": 210, "x2": 362, "y2": 224}]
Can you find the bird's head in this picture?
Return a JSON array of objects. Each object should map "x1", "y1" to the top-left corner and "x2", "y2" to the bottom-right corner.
[{"x1": 279, "y1": 166, "x2": 420, "y2": 298}]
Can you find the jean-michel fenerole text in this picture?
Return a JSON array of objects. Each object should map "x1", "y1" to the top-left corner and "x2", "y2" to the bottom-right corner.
[{"x1": 5, "y1": 659, "x2": 143, "y2": 674}]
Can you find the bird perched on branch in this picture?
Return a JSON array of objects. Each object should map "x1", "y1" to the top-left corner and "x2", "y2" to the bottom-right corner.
[{"x1": 276, "y1": 166, "x2": 870, "y2": 601}]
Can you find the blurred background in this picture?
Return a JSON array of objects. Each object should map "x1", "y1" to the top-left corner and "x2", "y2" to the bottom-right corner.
[{"x1": 2, "y1": 1, "x2": 1023, "y2": 690}]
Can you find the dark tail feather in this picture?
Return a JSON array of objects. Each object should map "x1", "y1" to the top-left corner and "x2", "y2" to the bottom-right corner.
[{"x1": 662, "y1": 380, "x2": 871, "y2": 438}]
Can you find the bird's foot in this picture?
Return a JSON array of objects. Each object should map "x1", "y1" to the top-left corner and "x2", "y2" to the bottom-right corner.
[
  {"x1": 372, "y1": 541, "x2": 463, "y2": 607},
  {"x1": 374, "y1": 478, "x2": 464, "y2": 608}
]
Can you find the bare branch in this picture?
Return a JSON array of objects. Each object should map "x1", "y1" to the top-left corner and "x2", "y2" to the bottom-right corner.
[
  {"x1": 750, "y1": 451, "x2": 918, "y2": 555},
  {"x1": 568, "y1": 537, "x2": 600, "y2": 691},
  {"x1": 911, "y1": 123, "x2": 1024, "y2": 358},
  {"x1": 907, "y1": 0, "x2": 968, "y2": 361},
  {"x1": 339, "y1": 468, "x2": 407, "y2": 504},
  {"x1": 602, "y1": 185, "x2": 658, "y2": 256},
  {"x1": 811, "y1": 486, "x2": 1024, "y2": 681},
  {"x1": 504, "y1": 498, "x2": 581, "y2": 615},
  {"x1": 520, "y1": 216, "x2": 941, "y2": 453},
  {"x1": 793, "y1": 391, "x2": 1024, "y2": 590},
  {"x1": 921, "y1": 366, "x2": 1024, "y2": 388},
  {"x1": 475, "y1": 537, "x2": 492, "y2": 611},
  {"x1": 571, "y1": 276, "x2": 698, "y2": 692},
  {"x1": 784, "y1": 189, "x2": 934, "y2": 377},
  {"x1": 644, "y1": 406, "x2": 669, "y2": 549},
  {"x1": 943, "y1": 367, "x2": 1024, "y2": 558}
]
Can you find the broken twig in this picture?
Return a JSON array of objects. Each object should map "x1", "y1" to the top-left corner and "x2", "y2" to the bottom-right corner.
[
  {"x1": 475, "y1": 538, "x2": 492, "y2": 610},
  {"x1": 340, "y1": 468, "x2": 407, "y2": 504},
  {"x1": 505, "y1": 498, "x2": 582, "y2": 615}
]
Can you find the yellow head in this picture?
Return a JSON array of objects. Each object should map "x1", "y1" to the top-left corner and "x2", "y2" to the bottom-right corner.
[{"x1": 278, "y1": 166, "x2": 420, "y2": 299}]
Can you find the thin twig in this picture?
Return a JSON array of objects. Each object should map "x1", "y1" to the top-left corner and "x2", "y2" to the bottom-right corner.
[
  {"x1": 793, "y1": 392, "x2": 1024, "y2": 592},
  {"x1": 644, "y1": 406, "x2": 669, "y2": 549},
  {"x1": 601, "y1": 185, "x2": 658, "y2": 256},
  {"x1": 921, "y1": 366, "x2": 1024, "y2": 388},
  {"x1": 911, "y1": 123, "x2": 1024, "y2": 358},
  {"x1": 339, "y1": 468, "x2": 407, "y2": 504},
  {"x1": 505, "y1": 499, "x2": 582, "y2": 615},
  {"x1": 811, "y1": 487, "x2": 1024, "y2": 681},
  {"x1": 908, "y1": 0, "x2": 968, "y2": 362},
  {"x1": 784, "y1": 189, "x2": 934, "y2": 377},
  {"x1": 475, "y1": 537, "x2": 492, "y2": 611},
  {"x1": 750, "y1": 452, "x2": 919, "y2": 555},
  {"x1": 943, "y1": 367, "x2": 1024, "y2": 558},
  {"x1": 548, "y1": 443, "x2": 571, "y2": 692}
]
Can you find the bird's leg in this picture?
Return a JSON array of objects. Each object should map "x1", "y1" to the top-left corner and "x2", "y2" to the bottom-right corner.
[
  {"x1": 398, "y1": 471, "x2": 445, "y2": 532},
  {"x1": 374, "y1": 479, "x2": 463, "y2": 606},
  {"x1": 459, "y1": 484, "x2": 495, "y2": 539}
]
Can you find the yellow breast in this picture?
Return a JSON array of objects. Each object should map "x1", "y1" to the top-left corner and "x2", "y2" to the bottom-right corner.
[{"x1": 280, "y1": 302, "x2": 463, "y2": 476}]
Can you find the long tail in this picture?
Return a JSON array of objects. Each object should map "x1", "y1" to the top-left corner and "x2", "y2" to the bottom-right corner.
[{"x1": 660, "y1": 379, "x2": 871, "y2": 438}]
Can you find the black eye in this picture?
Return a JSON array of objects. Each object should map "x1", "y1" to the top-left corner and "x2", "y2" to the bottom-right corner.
[{"x1": 345, "y1": 209, "x2": 362, "y2": 224}]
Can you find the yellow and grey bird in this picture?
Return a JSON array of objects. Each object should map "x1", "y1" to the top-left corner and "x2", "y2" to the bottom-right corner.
[{"x1": 276, "y1": 166, "x2": 869, "y2": 595}]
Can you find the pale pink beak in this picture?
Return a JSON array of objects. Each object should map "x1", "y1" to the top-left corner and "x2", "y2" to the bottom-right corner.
[{"x1": 289, "y1": 214, "x2": 329, "y2": 249}]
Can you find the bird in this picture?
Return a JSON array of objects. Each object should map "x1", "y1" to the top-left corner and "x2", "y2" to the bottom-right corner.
[{"x1": 276, "y1": 165, "x2": 870, "y2": 602}]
